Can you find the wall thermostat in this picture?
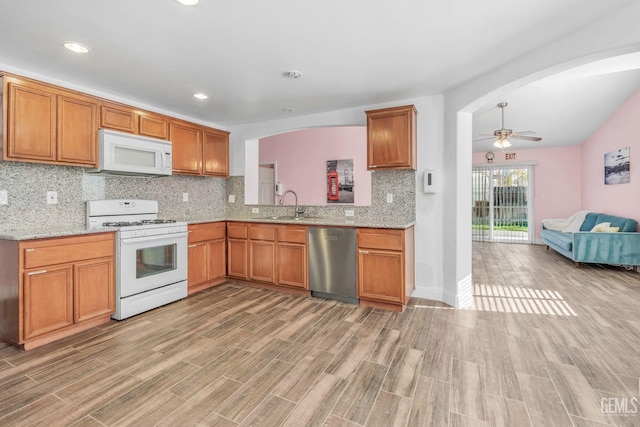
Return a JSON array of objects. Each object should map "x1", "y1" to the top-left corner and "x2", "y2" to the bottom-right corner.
[{"x1": 424, "y1": 169, "x2": 436, "y2": 193}]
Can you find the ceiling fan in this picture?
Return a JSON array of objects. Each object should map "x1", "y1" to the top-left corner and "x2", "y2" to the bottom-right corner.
[{"x1": 475, "y1": 102, "x2": 542, "y2": 149}]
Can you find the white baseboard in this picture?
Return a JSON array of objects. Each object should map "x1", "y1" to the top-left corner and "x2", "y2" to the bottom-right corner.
[{"x1": 412, "y1": 274, "x2": 473, "y2": 308}]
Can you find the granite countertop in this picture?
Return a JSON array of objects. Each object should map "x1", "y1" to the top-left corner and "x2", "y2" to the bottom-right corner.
[
  {"x1": 0, "y1": 216, "x2": 414, "y2": 241},
  {"x1": 0, "y1": 226, "x2": 116, "y2": 241},
  {"x1": 224, "y1": 215, "x2": 415, "y2": 229}
]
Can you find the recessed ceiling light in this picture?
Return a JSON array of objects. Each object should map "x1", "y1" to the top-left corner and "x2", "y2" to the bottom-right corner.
[
  {"x1": 193, "y1": 93, "x2": 208, "y2": 100},
  {"x1": 282, "y1": 70, "x2": 303, "y2": 79},
  {"x1": 175, "y1": 0, "x2": 199, "y2": 5},
  {"x1": 281, "y1": 107, "x2": 295, "y2": 113},
  {"x1": 63, "y1": 42, "x2": 90, "y2": 54}
]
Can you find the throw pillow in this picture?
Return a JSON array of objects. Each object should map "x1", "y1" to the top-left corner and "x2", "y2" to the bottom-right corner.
[
  {"x1": 601, "y1": 226, "x2": 620, "y2": 232},
  {"x1": 591, "y1": 222, "x2": 611, "y2": 232}
]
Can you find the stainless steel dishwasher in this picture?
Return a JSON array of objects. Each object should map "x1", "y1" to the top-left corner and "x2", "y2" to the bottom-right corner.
[{"x1": 308, "y1": 227, "x2": 358, "y2": 304}]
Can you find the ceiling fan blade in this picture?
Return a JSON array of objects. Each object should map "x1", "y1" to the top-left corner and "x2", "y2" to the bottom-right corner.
[
  {"x1": 473, "y1": 136, "x2": 496, "y2": 142},
  {"x1": 512, "y1": 130, "x2": 536, "y2": 135},
  {"x1": 512, "y1": 135, "x2": 542, "y2": 141}
]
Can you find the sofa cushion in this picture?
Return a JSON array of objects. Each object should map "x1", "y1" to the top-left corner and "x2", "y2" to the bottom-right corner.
[
  {"x1": 541, "y1": 229, "x2": 573, "y2": 252},
  {"x1": 580, "y1": 212, "x2": 602, "y2": 231},
  {"x1": 594, "y1": 214, "x2": 638, "y2": 232}
]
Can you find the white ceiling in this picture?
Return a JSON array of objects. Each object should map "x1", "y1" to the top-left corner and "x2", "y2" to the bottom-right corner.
[{"x1": 0, "y1": 0, "x2": 637, "y2": 142}]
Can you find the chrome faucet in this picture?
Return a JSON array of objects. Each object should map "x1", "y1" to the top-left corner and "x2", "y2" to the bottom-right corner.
[{"x1": 279, "y1": 190, "x2": 305, "y2": 218}]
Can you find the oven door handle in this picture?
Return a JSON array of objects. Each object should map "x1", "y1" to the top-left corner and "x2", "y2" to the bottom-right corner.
[{"x1": 120, "y1": 232, "x2": 188, "y2": 245}]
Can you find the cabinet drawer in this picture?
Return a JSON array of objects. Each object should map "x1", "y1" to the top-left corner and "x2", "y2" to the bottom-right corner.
[
  {"x1": 23, "y1": 236, "x2": 114, "y2": 269},
  {"x1": 277, "y1": 226, "x2": 307, "y2": 244},
  {"x1": 249, "y1": 225, "x2": 276, "y2": 241},
  {"x1": 189, "y1": 223, "x2": 226, "y2": 243},
  {"x1": 357, "y1": 228, "x2": 403, "y2": 251},
  {"x1": 227, "y1": 223, "x2": 248, "y2": 239}
]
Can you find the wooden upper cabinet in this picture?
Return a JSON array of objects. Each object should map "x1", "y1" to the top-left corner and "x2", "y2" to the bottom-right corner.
[
  {"x1": 203, "y1": 128, "x2": 230, "y2": 177},
  {"x1": 170, "y1": 121, "x2": 203, "y2": 175},
  {"x1": 57, "y1": 93, "x2": 98, "y2": 165},
  {"x1": 100, "y1": 101, "x2": 137, "y2": 134},
  {"x1": 365, "y1": 105, "x2": 417, "y2": 170},
  {"x1": 4, "y1": 76, "x2": 98, "y2": 167},
  {"x1": 6, "y1": 80, "x2": 56, "y2": 161},
  {"x1": 139, "y1": 112, "x2": 168, "y2": 140}
]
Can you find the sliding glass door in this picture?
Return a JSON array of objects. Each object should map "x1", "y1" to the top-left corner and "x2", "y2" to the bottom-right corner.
[{"x1": 472, "y1": 165, "x2": 534, "y2": 243}]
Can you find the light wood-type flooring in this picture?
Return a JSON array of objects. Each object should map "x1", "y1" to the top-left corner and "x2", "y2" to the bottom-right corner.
[{"x1": 1, "y1": 242, "x2": 639, "y2": 426}]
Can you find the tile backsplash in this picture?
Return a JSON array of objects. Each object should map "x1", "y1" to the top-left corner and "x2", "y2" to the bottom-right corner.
[
  {"x1": 226, "y1": 169, "x2": 415, "y2": 223},
  {"x1": 0, "y1": 162, "x2": 226, "y2": 231},
  {"x1": 0, "y1": 161, "x2": 414, "y2": 232}
]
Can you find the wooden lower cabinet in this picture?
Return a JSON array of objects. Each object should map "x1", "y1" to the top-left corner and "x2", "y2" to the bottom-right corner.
[
  {"x1": 357, "y1": 227, "x2": 415, "y2": 311},
  {"x1": 276, "y1": 225, "x2": 307, "y2": 290},
  {"x1": 23, "y1": 265, "x2": 74, "y2": 340},
  {"x1": 0, "y1": 232, "x2": 115, "y2": 350},
  {"x1": 225, "y1": 222, "x2": 308, "y2": 293},
  {"x1": 187, "y1": 222, "x2": 227, "y2": 294},
  {"x1": 248, "y1": 224, "x2": 276, "y2": 283},
  {"x1": 74, "y1": 258, "x2": 114, "y2": 323},
  {"x1": 227, "y1": 223, "x2": 249, "y2": 280}
]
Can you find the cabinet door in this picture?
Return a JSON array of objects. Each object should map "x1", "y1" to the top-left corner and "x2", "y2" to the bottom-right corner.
[
  {"x1": 276, "y1": 242, "x2": 307, "y2": 289},
  {"x1": 249, "y1": 241, "x2": 275, "y2": 283},
  {"x1": 7, "y1": 82, "x2": 56, "y2": 161},
  {"x1": 207, "y1": 239, "x2": 227, "y2": 281},
  {"x1": 366, "y1": 105, "x2": 416, "y2": 170},
  {"x1": 357, "y1": 249, "x2": 405, "y2": 304},
  {"x1": 188, "y1": 242, "x2": 208, "y2": 289},
  {"x1": 100, "y1": 102, "x2": 137, "y2": 133},
  {"x1": 23, "y1": 265, "x2": 73, "y2": 340},
  {"x1": 57, "y1": 93, "x2": 98, "y2": 166},
  {"x1": 203, "y1": 129, "x2": 229, "y2": 177},
  {"x1": 227, "y1": 238, "x2": 248, "y2": 279},
  {"x1": 74, "y1": 257, "x2": 114, "y2": 323},
  {"x1": 170, "y1": 122, "x2": 202, "y2": 175},
  {"x1": 139, "y1": 113, "x2": 168, "y2": 140}
]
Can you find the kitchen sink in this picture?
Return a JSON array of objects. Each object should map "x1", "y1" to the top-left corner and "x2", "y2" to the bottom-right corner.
[{"x1": 261, "y1": 215, "x2": 302, "y2": 220}]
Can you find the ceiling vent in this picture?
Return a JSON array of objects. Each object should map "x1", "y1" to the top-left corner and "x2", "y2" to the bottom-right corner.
[{"x1": 282, "y1": 70, "x2": 303, "y2": 79}]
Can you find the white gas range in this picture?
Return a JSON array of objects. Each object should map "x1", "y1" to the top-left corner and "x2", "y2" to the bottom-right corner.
[{"x1": 87, "y1": 200, "x2": 188, "y2": 320}]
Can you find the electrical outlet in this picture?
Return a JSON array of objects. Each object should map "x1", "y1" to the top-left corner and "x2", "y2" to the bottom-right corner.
[
  {"x1": 228, "y1": 194, "x2": 236, "y2": 203},
  {"x1": 386, "y1": 193, "x2": 393, "y2": 203},
  {"x1": 252, "y1": 207, "x2": 260, "y2": 214},
  {"x1": 183, "y1": 192, "x2": 189, "y2": 202},
  {"x1": 345, "y1": 210, "x2": 355, "y2": 217},
  {"x1": 47, "y1": 191, "x2": 58, "y2": 205},
  {"x1": 0, "y1": 190, "x2": 7, "y2": 205}
]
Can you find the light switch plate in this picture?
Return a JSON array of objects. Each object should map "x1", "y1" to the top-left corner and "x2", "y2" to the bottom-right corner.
[
  {"x1": 47, "y1": 191, "x2": 58, "y2": 204},
  {"x1": 183, "y1": 192, "x2": 189, "y2": 202},
  {"x1": 0, "y1": 190, "x2": 7, "y2": 205},
  {"x1": 345, "y1": 210, "x2": 355, "y2": 217},
  {"x1": 228, "y1": 194, "x2": 236, "y2": 203},
  {"x1": 386, "y1": 193, "x2": 393, "y2": 203},
  {"x1": 252, "y1": 207, "x2": 260, "y2": 214}
]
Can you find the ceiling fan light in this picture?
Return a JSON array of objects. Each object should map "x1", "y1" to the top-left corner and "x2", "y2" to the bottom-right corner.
[
  {"x1": 493, "y1": 140, "x2": 503, "y2": 148},
  {"x1": 502, "y1": 139, "x2": 512, "y2": 148}
]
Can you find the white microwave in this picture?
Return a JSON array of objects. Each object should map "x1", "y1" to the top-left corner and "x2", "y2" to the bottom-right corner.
[{"x1": 87, "y1": 129, "x2": 173, "y2": 176}]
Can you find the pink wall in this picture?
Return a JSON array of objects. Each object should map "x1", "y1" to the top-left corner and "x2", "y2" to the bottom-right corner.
[
  {"x1": 259, "y1": 126, "x2": 371, "y2": 206},
  {"x1": 581, "y1": 88, "x2": 640, "y2": 223},
  {"x1": 473, "y1": 145, "x2": 583, "y2": 240}
]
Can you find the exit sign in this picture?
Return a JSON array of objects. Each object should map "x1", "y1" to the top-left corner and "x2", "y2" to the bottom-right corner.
[{"x1": 505, "y1": 152, "x2": 517, "y2": 160}]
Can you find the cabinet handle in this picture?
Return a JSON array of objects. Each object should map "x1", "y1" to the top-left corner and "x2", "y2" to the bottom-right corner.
[
  {"x1": 25, "y1": 248, "x2": 35, "y2": 252},
  {"x1": 188, "y1": 244, "x2": 197, "y2": 248},
  {"x1": 359, "y1": 250, "x2": 369, "y2": 254},
  {"x1": 369, "y1": 165, "x2": 377, "y2": 168},
  {"x1": 28, "y1": 270, "x2": 47, "y2": 275}
]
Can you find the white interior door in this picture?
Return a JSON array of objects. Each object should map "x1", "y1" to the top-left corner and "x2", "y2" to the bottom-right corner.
[{"x1": 258, "y1": 166, "x2": 275, "y2": 205}]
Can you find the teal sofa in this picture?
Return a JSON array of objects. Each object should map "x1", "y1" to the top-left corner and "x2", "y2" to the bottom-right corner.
[{"x1": 541, "y1": 212, "x2": 640, "y2": 271}]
